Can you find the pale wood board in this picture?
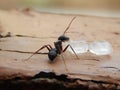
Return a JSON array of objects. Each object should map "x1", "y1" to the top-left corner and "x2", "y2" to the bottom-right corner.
[{"x1": 0, "y1": 9, "x2": 120, "y2": 86}]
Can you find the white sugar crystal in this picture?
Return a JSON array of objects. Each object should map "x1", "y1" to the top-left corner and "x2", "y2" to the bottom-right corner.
[
  {"x1": 89, "y1": 41, "x2": 112, "y2": 55},
  {"x1": 68, "y1": 40, "x2": 88, "y2": 54}
]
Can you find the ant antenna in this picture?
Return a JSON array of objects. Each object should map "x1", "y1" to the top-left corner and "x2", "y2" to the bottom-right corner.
[{"x1": 63, "y1": 16, "x2": 77, "y2": 35}]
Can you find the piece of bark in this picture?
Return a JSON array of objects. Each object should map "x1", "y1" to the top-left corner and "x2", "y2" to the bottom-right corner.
[{"x1": 0, "y1": 9, "x2": 120, "y2": 90}]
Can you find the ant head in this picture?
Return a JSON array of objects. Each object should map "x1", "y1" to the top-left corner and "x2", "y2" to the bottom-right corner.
[{"x1": 58, "y1": 35, "x2": 69, "y2": 42}]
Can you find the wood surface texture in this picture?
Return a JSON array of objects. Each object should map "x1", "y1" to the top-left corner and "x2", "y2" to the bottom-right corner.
[{"x1": 0, "y1": 9, "x2": 120, "y2": 89}]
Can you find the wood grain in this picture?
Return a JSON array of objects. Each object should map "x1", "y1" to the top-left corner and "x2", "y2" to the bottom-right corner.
[{"x1": 0, "y1": 9, "x2": 120, "y2": 89}]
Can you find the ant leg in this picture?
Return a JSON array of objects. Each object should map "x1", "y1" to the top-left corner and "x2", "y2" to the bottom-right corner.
[
  {"x1": 25, "y1": 45, "x2": 51, "y2": 61},
  {"x1": 46, "y1": 44, "x2": 52, "y2": 49},
  {"x1": 60, "y1": 54, "x2": 68, "y2": 72},
  {"x1": 63, "y1": 44, "x2": 79, "y2": 59}
]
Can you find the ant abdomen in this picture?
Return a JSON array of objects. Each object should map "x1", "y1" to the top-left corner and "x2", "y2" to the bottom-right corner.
[{"x1": 48, "y1": 48, "x2": 58, "y2": 61}]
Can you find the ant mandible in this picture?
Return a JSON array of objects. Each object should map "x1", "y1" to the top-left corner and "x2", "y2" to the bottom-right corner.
[{"x1": 25, "y1": 16, "x2": 78, "y2": 61}]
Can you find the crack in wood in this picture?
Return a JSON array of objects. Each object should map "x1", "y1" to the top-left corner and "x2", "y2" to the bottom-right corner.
[
  {"x1": 84, "y1": 59, "x2": 100, "y2": 61},
  {"x1": 0, "y1": 33, "x2": 57, "y2": 39},
  {"x1": 0, "y1": 49, "x2": 48, "y2": 55},
  {"x1": 66, "y1": 73, "x2": 120, "y2": 86},
  {"x1": 0, "y1": 32, "x2": 12, "y2": 38},
  {"x1": 15, "y1": 34, "x2": 57, "y2": 39},
  {"x1": 102, "y1": 67, "x2": 120, "y2": 71}
]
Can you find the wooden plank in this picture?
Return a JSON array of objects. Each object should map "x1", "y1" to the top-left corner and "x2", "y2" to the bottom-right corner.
[{"x1": 0, "y1": 9, "x2": 120, "y2": 89}]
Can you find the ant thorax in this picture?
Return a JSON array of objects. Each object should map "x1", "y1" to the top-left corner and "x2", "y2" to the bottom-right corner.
[{"x1": 54, "y1": 40, "x2": 62, "y2": 54}]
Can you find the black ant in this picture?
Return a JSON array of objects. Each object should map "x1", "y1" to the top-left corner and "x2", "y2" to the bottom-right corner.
[{"x1": 25, "y1": 16, "x2": 78, "y2": 61}]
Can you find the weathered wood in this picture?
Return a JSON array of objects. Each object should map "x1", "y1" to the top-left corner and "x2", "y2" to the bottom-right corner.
[{"x1": 0, "y1": 9, "x2": 120, "y2": 89}]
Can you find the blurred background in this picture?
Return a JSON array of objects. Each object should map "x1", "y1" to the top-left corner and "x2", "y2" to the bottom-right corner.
[{"x1": 0, "y1": 0, "x2": 120, "y2": 17}]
